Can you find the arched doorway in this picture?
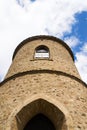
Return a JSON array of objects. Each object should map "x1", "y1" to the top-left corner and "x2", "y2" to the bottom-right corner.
[
  {"x1": 24, "y1": 113, "x2": 55, "y2": 130},
  {"x1": 11, "y1": 97, "x2": 73, "y2": 130},
  {"x1": 13, "y1": 99, "x2": 68, "y2": 130}
]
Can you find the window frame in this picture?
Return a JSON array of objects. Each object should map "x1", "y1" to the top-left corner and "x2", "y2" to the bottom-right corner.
[{"x1": 34, "y1": 45, "x2": 50, "y2": 59}]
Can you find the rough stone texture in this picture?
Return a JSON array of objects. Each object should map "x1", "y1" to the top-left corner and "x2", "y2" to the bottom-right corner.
[
  {"x1": 0, "y1": 36, "x2": 87, "y2": 130},
  {"x1": 5, "y1": 39, "x2": 80, "y2": 79}
]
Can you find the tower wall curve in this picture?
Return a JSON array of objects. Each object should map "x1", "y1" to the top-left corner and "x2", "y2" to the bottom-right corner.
[
  {"x1": 0, "y1": 35, "x2": 87, "y2": 130},
  {"x1": 5, "y1": 35, "x2": 80, "y2": 79}
]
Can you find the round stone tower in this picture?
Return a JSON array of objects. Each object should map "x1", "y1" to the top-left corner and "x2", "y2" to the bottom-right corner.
[{"x1": 0, "y1": 35, "x2": 87, "y2": 130}]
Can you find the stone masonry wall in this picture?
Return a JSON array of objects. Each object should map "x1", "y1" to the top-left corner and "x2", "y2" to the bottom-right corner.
[
  {"x1": 0, "y1": 73, "x2": 87, "y2": 130},
  {"x1": 0, "y1": 36, "x2": 87, "y2": 130},
  {"x1": 5, "y1": 39, "x2": 80, "y2": 79}
]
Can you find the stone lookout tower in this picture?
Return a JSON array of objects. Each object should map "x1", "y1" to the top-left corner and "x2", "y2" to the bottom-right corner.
[{"x1": 0, "y1": 35, "x2": 87, "y2": 130}]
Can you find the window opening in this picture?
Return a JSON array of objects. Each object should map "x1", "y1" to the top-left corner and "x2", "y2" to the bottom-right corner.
[{"x1": 35, "y1": 45, "x2": 49, "y2": 58}]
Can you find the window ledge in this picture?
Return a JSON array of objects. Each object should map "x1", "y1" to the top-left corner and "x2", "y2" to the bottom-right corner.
[{"x1": 30, "y1": 58, "x2": 53, "y2": 61}]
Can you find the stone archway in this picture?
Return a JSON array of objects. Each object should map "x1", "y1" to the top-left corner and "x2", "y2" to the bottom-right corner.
[
  {"x1": 11, "y1": 98, "x2": 69, "y2": 130},
  {"x1": 6, "y1": 94, "x2": 73, "y2": 130}
]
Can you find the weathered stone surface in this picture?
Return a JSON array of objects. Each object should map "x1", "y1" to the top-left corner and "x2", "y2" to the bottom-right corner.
[{"x1": 0, "y1": 36, "x2": 87, "y2": 130}]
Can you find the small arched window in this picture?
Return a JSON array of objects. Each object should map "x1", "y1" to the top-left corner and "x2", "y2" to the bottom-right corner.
[{"x1": 35, "y1": 45, "x2": 49, "y2": 58}]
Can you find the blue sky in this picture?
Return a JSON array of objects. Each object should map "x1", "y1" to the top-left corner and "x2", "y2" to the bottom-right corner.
[
  {"x1": 63, "y1": 11, "x2": 87, "y2": 52},
  {"x1": 63, "y1": 11, "x2": 87, "y2": 63},
  {"x1": 0, "y1": 0, "x2": 87, "y2": 83}
]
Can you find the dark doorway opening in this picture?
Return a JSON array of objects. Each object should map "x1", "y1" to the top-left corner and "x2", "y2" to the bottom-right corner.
[{"x1": 24, "y1": 113, "x2": 55, "y2": 130}]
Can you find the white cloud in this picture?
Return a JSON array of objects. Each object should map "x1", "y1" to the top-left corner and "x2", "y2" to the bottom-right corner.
[
  {"x1": 81, "y1": 43, "x2": 87, "y2": 53},
  {"x1": 75, "y1": 43, "x2": 87, "y2": 83},
  {"x1": 0, "y1": 0, "x2": 87, "y2": 82},
  {"x1": 64, "y1": 36, "x2": 80, "y2": 48}
]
